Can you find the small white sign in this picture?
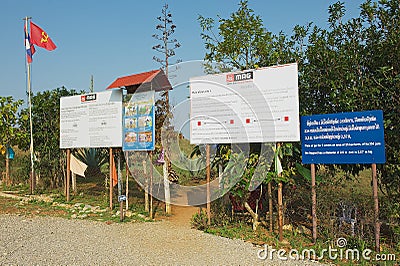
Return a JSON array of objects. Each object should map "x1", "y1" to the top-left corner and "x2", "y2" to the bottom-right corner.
[
  {"x1": 190, "y1": 63, "x2": 300, "y2": 144},
  {"x1": 118, "y1": 195, "x2": 127, "y2": 202},
  {"x1": 60, "y1": 90, "x2": 122, "y2": 148}
]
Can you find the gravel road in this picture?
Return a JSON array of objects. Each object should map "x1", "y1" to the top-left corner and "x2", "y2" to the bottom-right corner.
[{"x1": 0, "y1": 214, "x2": 322, "y2": 265}]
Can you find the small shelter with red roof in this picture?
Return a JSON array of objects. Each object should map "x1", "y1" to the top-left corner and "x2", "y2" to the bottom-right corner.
[{"x1": 106, "y1": 69, "x2": 172, "y2": 93}]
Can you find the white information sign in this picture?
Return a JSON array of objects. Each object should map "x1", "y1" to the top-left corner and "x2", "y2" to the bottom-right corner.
[
  {"x1": 60, "y1": 90, "x2": 122, "y2": 148},
  {"x1": 190, "y1": 63, "x2": 299, "y2": 144}
]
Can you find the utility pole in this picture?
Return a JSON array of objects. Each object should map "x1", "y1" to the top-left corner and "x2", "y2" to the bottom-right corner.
[{"x1": 90, "y1": 75, "x2": 94, "y2": 93}]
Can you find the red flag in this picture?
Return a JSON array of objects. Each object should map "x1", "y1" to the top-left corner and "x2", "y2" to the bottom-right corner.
[
  {"x1": 112, "y1": 158, "x2": 118, "y2": 187},
  {"x1": 30, "y1": 21, "x2": 57, "y2": 51}
]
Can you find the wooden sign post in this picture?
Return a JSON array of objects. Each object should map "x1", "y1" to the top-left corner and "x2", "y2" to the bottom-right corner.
[
  {"x1": 66, "y1": 149, "x2": 71, "y2": 202},
  {"x1": 109, "y1": 148, "x2": 113, "y2": 209},
  {"x1": 311, "y1": 163, "x2": 317, "y2": 243},
  {"x1": 149, "y1": 152, "x2": 154, "y2": 219},
  {"x1": 372, "y1": 163, "x2": 380, "y2": 252},
  {"x1": 125, "y1": 158, "x2": 129, "y2": 211},
  {"x1": 301, "y1": 110, "x2": 386, "y2": 249},
  {"x1": 206, "y1": 144, "x2": 211, "y2": 225}
]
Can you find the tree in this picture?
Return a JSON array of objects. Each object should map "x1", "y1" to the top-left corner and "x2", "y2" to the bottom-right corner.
[
  {"x1": 198, "y1": 0, "x2": 400, "y2": 245},
  {"x1": 20, "y1": 87, "x2": 81, "y2": 189},
  {"x1": 298, "y1": 0, "x2": 400, "y2": 193},
  {"x1": 0, "y1": 96, "x2": 27, "y2": 185},
  {"x1": 199, "y1": 0, "x2": 270, "y2": 71},
  {"x1": 294, "y1": 0, "x2": 400, "y2": 245},
  {"x1": 152, "y1": 3, "x2": 181, "y2": 146},
  {"x1": 198, "y1": 1, "x2": 299, "y2": 232},
  {"x1": 152, "y1": 3, "x2": 181, "y2": 214},
  {"x1": 360, "y1": 0, "x2": 400, "y2": 199},
  {"x1": 152, "y1": 3, "x2": 181, "y2": 78},
  {"x1": 298, "y1": 2, "x2": 369, "y2": 179}
]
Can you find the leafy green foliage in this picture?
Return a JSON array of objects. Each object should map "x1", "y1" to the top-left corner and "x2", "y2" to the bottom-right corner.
[
  {"x1": 199, "y1": 0, "x2": 302, "y2": 72},
  {"x1": 298, "y1": 0, "x2": 400, "y2": 197},
  {"x1": 225, "y1": 152, "x2": 256, "y2": 201},
  {"x1": 359, "y1": 0, "x2": 400, "y2": 199},
  {"x1": 199, "y1": 0, "x2": 267, "y2": 70},
  {"x1": 295, "y1": 163, "x2": 322, "y2": 184},
  {"x1": 73, "y1": 148, "x2": 108, "y2": 179},
  {"x1": 0, "y1": 96, "x2": 27, "y2": 184},
  {"x1": 0, "y1": 96, "x2": 27, "y2": 149},
  {"x1": 20, "y1": 87, "x2": 82, "y2": 188},
  {"x1": 191, "y1": 209, "x2": 209, "y2": 230},
  {"x1": 197, "y1": 1, "x2": 295, "y2": 206},
  {"x1": 198, "y1": 0, "x2": 400, "y2": 249}
]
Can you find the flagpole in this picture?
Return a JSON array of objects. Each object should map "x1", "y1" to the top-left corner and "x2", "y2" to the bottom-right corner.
[{"x1": 24, "y1": 16, "x2": 35, "y2": 194}]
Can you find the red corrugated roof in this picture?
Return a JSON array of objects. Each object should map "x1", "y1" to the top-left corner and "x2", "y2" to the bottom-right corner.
[{"x1": 106, "y1": 69, "x2": 171, "y2": 92}]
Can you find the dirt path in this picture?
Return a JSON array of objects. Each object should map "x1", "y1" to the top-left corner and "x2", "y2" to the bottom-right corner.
[
  {"x1": 164, "y1": 205, "x2": 200, "y2": 227},
  {"x1": 0, "y1": 191, "x2": 199, "y2": 227}
]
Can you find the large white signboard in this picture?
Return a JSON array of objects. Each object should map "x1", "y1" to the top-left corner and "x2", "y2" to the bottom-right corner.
[
  {"x1": 190, "y1": 63, "x2": 299, "y2": 144},
  {"x1": 60, "y1": 90, "x2": 122, "y2": 148}
]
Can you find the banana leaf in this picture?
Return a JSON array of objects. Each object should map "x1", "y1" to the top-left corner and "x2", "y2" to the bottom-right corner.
[{"x1": 295, "y1": 162, "x2": 323, "y2": 184}]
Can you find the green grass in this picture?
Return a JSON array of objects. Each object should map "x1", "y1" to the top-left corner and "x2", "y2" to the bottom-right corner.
[
  {"x1": 0, "y1": 164, "x2": 166, "y2": 224},
  {"x1": 204, "y1": 221, "x2": 399, "y2": 265},
  {"x1": 195, "y1": 167, "x2": 400, "y2": 266}
]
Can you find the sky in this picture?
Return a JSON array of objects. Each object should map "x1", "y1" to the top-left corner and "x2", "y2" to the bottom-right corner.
[{"x1": 1, "y1": 0, "x2": 366, "y2": 103}]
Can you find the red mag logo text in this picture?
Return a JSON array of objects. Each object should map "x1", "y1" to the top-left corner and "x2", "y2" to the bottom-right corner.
[
  {"x1": 226, "y1": 71, "x2": 253, "y2": 83},
  {"x1": 81, "y1": 94, "x2": 97, "y2": 103}
]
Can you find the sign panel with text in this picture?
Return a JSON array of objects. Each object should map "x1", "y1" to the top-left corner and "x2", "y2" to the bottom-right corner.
[
  {"x1": 190, "y1": 63, "x2": 300, "y2": 144},
  {"x1": 60, "y1": 90, "x2": 122, "y2": 149},
  {"x1": 301, "y1": 110, "x2": 385, "y2": 164}
]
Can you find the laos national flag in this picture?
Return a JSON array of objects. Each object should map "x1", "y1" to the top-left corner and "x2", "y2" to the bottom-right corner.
[{"x1": 24, "y1": 25, "x2": 35, "y2": 63}]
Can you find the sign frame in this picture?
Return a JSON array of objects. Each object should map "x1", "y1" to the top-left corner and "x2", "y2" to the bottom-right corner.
[
  {"x1": 122, "y1": 91, "x2": 155, "y2": 151},
  {"x1": 301, "y1": 110, "x2": 386, "y2": 164},
  {"x1": 189, "y1": 63, "x2": 300, "y2": 144},
  {"x1": 60, "y1": 90, "x2": 123, "y2": 149}
]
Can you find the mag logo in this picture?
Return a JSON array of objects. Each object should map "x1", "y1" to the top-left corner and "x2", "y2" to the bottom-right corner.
[
  {"x1": 226, "y1": 73, "x2": 235, "y2": 83},
  {"x1": 81, "y1": 94, "x2": 97, "y2": 103},
  {"x1": 226, "y1": 71, "x2": 253, "y2": 83}
]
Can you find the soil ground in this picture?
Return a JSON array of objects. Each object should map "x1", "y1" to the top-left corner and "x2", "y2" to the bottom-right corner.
[{"x1": 164, "y1": 205, "x2": 200, "y2": 227}]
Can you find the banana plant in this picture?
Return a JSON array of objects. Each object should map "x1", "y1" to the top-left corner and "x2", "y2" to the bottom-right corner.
[{"x1": 270, "y1": 143, "x2": 296, "y2": 184}]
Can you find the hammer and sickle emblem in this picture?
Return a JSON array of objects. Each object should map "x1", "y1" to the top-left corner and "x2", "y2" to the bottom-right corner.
[{"x1": 40, "y1": 31, "x2": 49, "y2": 43}]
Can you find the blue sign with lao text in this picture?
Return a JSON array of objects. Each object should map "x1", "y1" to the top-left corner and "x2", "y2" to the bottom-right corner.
[{"x1": 301, "y1": 110, "x2": 385, "y2": 164}]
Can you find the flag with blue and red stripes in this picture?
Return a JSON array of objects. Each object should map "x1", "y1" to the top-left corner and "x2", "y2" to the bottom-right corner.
[{"x1": 24, "y1": 25, "x2": 35, "y2": 63}]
